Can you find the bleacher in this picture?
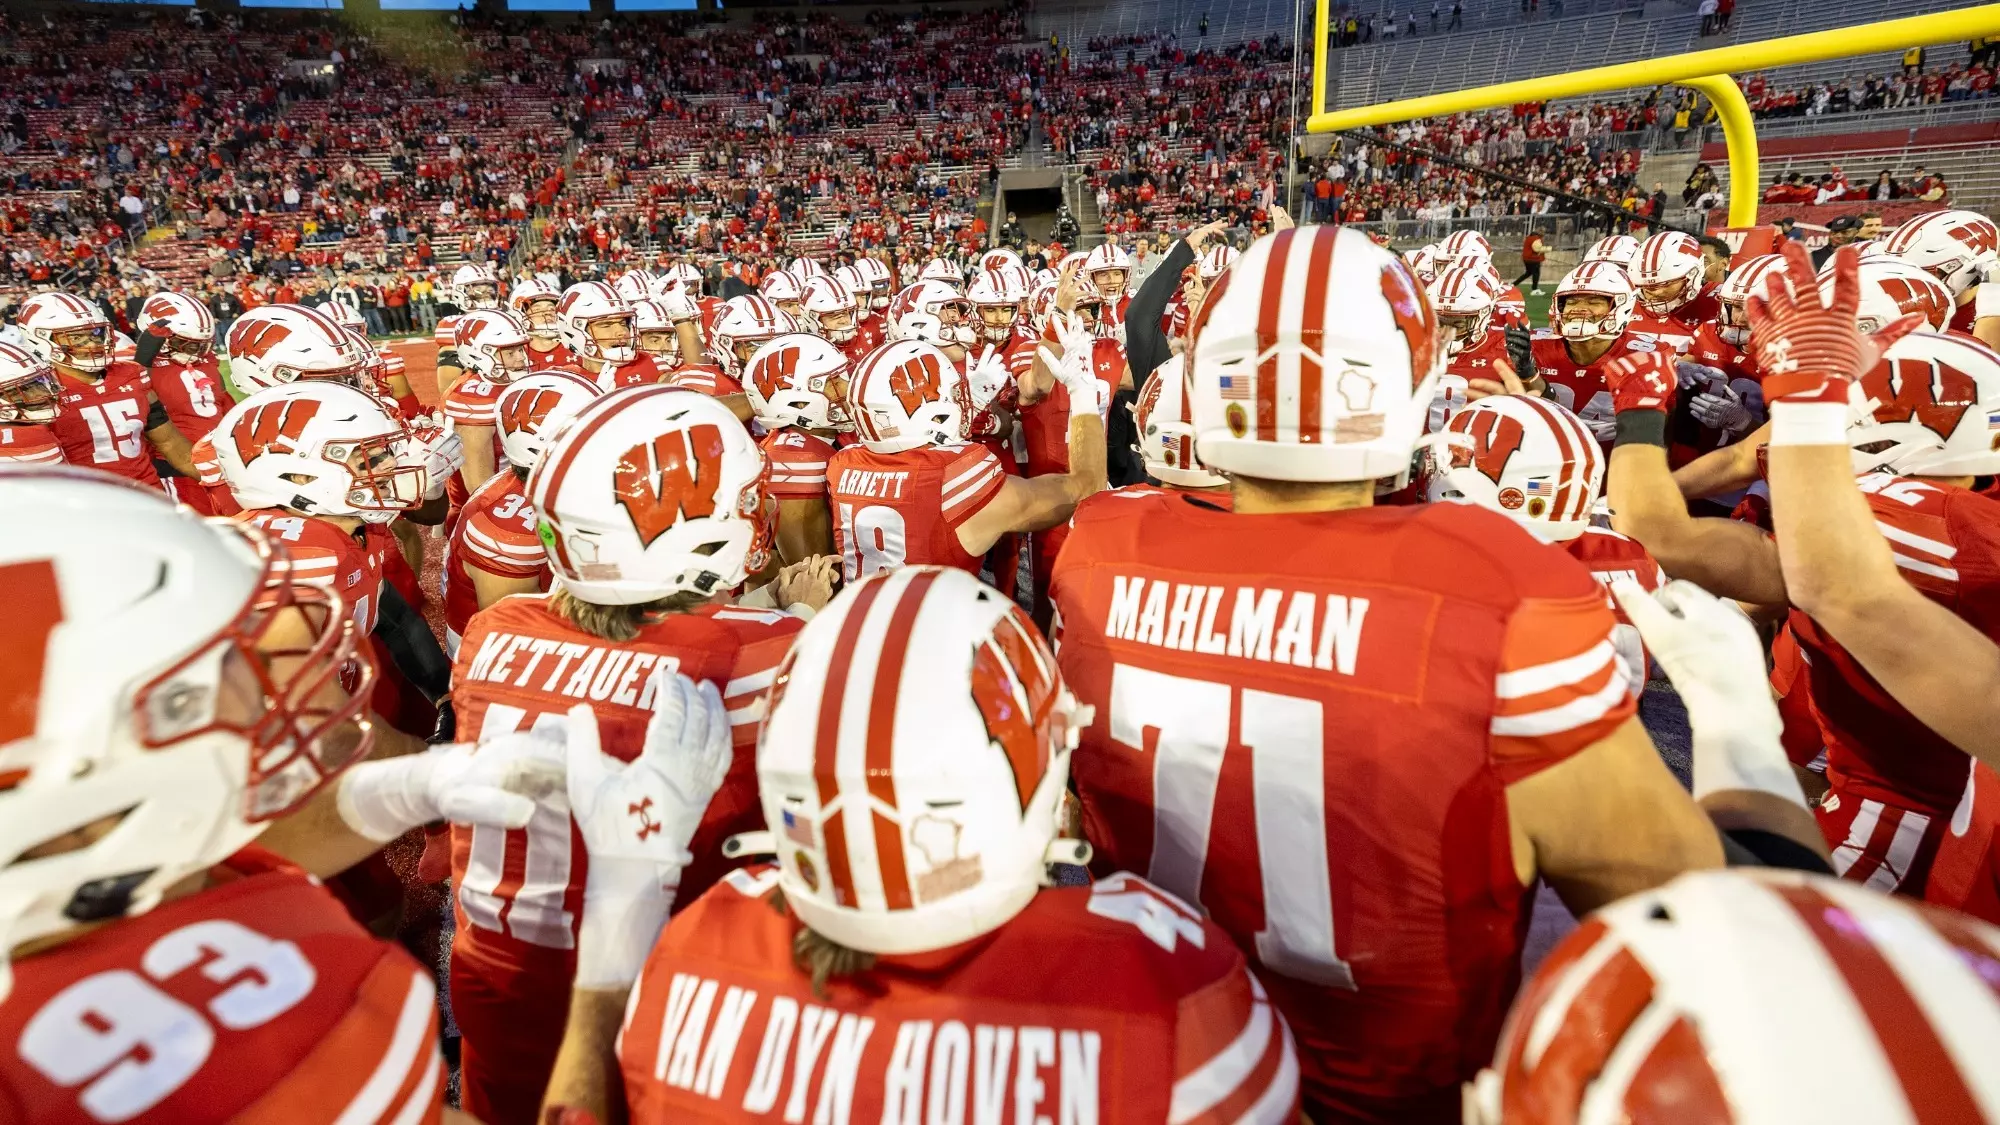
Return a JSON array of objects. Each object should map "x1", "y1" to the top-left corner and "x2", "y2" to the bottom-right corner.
[{"x1": 1701, "y1": 122, "x2": 2000, "y2": 211}]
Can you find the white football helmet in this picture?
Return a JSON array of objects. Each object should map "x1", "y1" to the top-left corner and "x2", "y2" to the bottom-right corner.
[
  {"x1": 1134, "y1": 355, "x2": 1223, "y2": 488},
  {"x1": 965, "y1": 267, "x2": 1027, "y2": 345},
  {"x1": 453, "y1": 309, "x2": 534, "y2": 385},
  {"x1": 757, "y1": 271, "x2": 805, "y2": 319},
  {"x1": 885, "y1": 281, "x2": 975, "y2": 350},
  {"x1": 919, "y1": 258, "x2": 964, "y2": 287},
  {"x1": 136, "y1": 291, "x2": 216, "y2": 364},
  {"x1": 226, "y1": 304, "x2": 374, "y2": 391},
  {"x1": 710, "y1": 295, "x2": 800, "y2": 377},
  {"x1": 322, "y1": 300, "x2": 367, "y2": 338},
  {"x1": 1027, "y1": 281, "x2": 1060, "y2": 336},
  {"x1": 508, "y1": 275, "x2": 564, "y2": 340},
  {"x1": 1583, "y1": 234, "x2": 1642, "y2": 271},
  {"x1": 556, "y1": 281, "x2": 637, "y2": 366},
  {"x1": 754, "y1": 565, "x2": 1088, "y2": 955},
  {"x1": 630, "y1": 299, "x2": 680, "y2": 364},
  {"x1": 0, "y1": 341, "x2": 63, "y2": 424},
  {"x1": 1716, "y1": 254, "x2": 1787, "y2": 347},
  {"x1": 1197, "y1": 243, "x2": 1239, "y2": 280},
  {"x1": 1631, "y1": 231, "x2": 1708, "y2": 315},
  {"x1": 1437, "y1": 229, "x2": 1493, "y2": 266},
  {"x1": 1554, "y1": 262, "x2": 1638, "y2": 341},
  {"x1": 743, "y1": 333, "x2": 851, "y2": 433},
  {"x1": 1881, "y1": 208, "x2": 1999, "y2": 296},
  {"x1": 784, "y1": 257, "x2": 829, "y2": 286},
  {"x1": 1849, "y1": 331, "x2": 2000, "y2": 478},
  {"x1": 978, "y1": 247, "x2": 1025, "y2": 275},
  {"x1": 1468, "y1": 869, "x2": 2000, "y2": 1125},
  {"x1": 527, "y1": 387, "x2": 770, "y2": 604},
  {"x1": 1082, "y1": 243, "x2": 1133, "y2": 298},
  {"x1": 1423, "y1": 395, "x2": 1604, "y2": 542},
  {"x1": 833, "y1": 265, "x2": 873, "y2": 320},
  {"x1": 1430, "y1": 263, "x2": 1501, "y2": 357},
  {"x1": 15, "y1": 291, "x2": 111, "y2": 374},
  {"x1": 0, "y1": 469, "x2": 373, "y2": 1000},
  {"x1": 800, "y1": 275, "x2": 862, "y2": 343},
  {"x1": 1403, "y1": 245, "x2": 1441, "y2": 285},
  {"x1": 1188, "y1": 226, "x2": 1444, "y2": 483},
  {"x1": 494, "y1": 369, "x2": 600, "y2": 471},
  {"x1": 451, "y1": 262, "x2": 502, "y2": 311},
  {"x1": 611, "y1": 270, "x2": 656, "y2": 306},
  {"x1": 214, "y1": 382, "x2": 426, "y2": 522},
  {"x1": 847, "y1": 339, "x2": 967, "y2": 454},
  {"x1": 856, "y1": 257, "x2": 895, "y2": 310},
  {"x1": 1830, "y1": 257, "x2": 1958, "y2": 335},
  {"x1": 666, "y1": 262, "x2": 705, "y2": 296}
]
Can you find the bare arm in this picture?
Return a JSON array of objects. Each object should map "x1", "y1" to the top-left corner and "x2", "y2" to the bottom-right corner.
[
  {"x1": 1608, "y1": 441, "x2": 1789, "y2": 604},
  {"x1": 776, "y1": 497, "x2": 834, "y2": 565},
  {"x1": 470, "y1": 562, "x2": 543, "y2": 613},
  {"x1": 459, "y1": 423, "x2": 497, "y2": 492},
  {"x1": 956, "y1": 414, "x2": 1106, "y2": 556},
  {"x1": 145, "y1": 405, "x2": 197, "y2": 477},
  {"x1": 1505, "y1": 717, "x2": 1725, "y2": 914},
  {"x1": 1671, "y1": 421, "x2": 1771, "y2": 500},
  {"x1": 1771, "y1": 439, "x2": 2000, "y2": 770},
  {"x1": 542, "y1": 989, "x2": 631, "y2": 1125}
]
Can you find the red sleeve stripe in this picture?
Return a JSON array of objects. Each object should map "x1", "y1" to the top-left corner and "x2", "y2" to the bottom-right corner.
[
  {"x1": 1171, "y1": 975, "x2": 1300, "y2": 1125},
  {"x1": 337, "y1": 969, "x2": 441, "y2": 1124},
  {"x1": 1495, "y1": 640, "x2": 1617, "y2": 701}
]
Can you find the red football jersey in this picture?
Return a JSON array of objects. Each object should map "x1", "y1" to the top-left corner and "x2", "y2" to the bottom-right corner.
[
  {"x1": 827, "y1": 443, "x2": 1007, "y2": 581},
  {"x1": 50, "y1": 362, "x2": 159, "y2": 484},
  {"x1": 448, "y1": 594, "x2": 803, "y2": 960},
  {"x1": 442, "y1": 374, "x2": 503, "y2": 429},
  {"x1": 604, "y1": 353, "x2": 664, "y2": 390},
  {"x1": 1627, "y1": 284, "x2": 1719, "y2": 355},
  {"x1": 661, "y1": 363, "x2": 743, "y2": 397},
  {"x1": 1111, "y1": 482, "x2": 1235, "y2": 509},
  {"x1": 526, "y1": 341, "x2": 575, "y2": 371},
  {"x1": 762, "y1": 428, "x2": 835, "y2": 500},
  {"x1": 0, "y1": 850, "x2": 443, "y2": 1125},
  {"x1": 0, "y1": 424, "x2": 64, "y2": 466},
  {"x1": 148, "y1": 356, "x2": 230, "y2": 443},
  {"x1": 442, "y1": 470, "x2": 547, "y2": 651},
  {"x1": 1530, "y1": 329, "x2": 1664, "y2": 442},
  {"x1": 432, "y1": 313, "x2": 462, "y2": 352},
  {"x1": 1951, "y1": 299, "x2": 1979, "y2": 336},
  {"x1": 1432, "y1": 328, "x2": 1514, "y2": 432},
  {"x1": 239, "y1": 509, "x2": 387, "y2": 633},
  {"x1": 1561, "y1": 525, "x2": 1663, "y2": 691},
  {"x1": 1020, "y1": 338, "x2": 1122, "y2": 476},
  {"x1": 618, "y1": 867, "x2": 1299, "y2": 1124},
  {"x1": 1789, "y1": 474, "x2": 2000, "y2": 816},
  {"x1": 1049, "y1": 492, "x2": 1636, "y2": 1121}
]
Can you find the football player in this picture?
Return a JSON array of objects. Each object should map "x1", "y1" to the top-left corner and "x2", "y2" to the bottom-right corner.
[
  {"x1": 757, "y1": 270, "x2": 806, "y2": 321},
  {"x1": 829, "y1": 336, "x2": 1106, "y2": 583},
  {"x1": 446, "y1": 387, "x2": 806, "y2": 1125},
  {"x1": 1581, "y1": 233, "x2": 1641, "y2": 273},
  {"x1": 800, "y1": 274, "x2": 875, "y2": 361},
  {"x1": 1532, "y1": 262, "x2": 1664, "y2": 443},
  {"x1": 16, "y1": 291, "x2": 197, "y2": 487},
  {"x1": 0, "y1": 469, "x2": 570, "y2": 1124},
  {"x1": 704, "y1": 295, "x2": 798, "y2": 393},
  {"x1": 1428, "y1": 262, "x2": 1516, "y2": 431},
  {"x1": 542, "y1": 566, "x2": 1304, "y2": 1124},
  {"x1": 1424, "y1": 394, "x2": 1662, "y2": 689},
  {"x1": 1881, "y1": 207, "x2": 2000, "y2": 347},
  {"x1": 511, "y1": 275, "x2": 573, "y2": 368},
  {"x1": 134, "y1": 291, "x2": 232, "y2": 512},
  {"x1": 1050, "y1": 225, "x2": 1824, "y2": 1123},
  {"x1": 1628, "y1": 231, "x2": 1722, "y2": 354},
  {"x1": 1609, "y1": 243, "x2": 2000, "y2": 911},
  {"x1": 1126, "y1": 355, "x2": 1231, "y2": 504},
  {"x1": 1471, "y1": 868, "x2": 2000, "y2": 1122},
  {"x1": 443, "y1": 309, "x2": 535, "y2": 504},
  {"x1": 434, "y1": 262, "x2": 504, "y2": 401},
  {"x1": 440, "y1": 369, "x2": 599, "y2": 655},
  {"x1": 743, "y1": 334, "x2": 848, "y2": 564},
  {"x1": 1082, "y1": 242, "x2": 1134, "y2": 335},
  {"x1": 883, "y1": 280, "x2": 975, "y2": 367},
  {"x1": 0, "y1": 342, "x2": 65, "y2": 466},
  {"x1": 321, "y1": 301, "x2": 425, "y2": 421}
]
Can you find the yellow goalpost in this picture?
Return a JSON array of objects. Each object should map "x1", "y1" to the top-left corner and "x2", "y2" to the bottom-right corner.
[{"x1": 1306, "y1": 3, "x2": 2000, "y2": 228}]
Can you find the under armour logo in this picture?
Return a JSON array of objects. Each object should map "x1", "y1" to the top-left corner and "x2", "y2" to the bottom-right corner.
[
  {"x1": 1762, "y1": 338, "x2": 1798, "y2": 376},
  {"x1": 630, "y1": 797, "x2": 661, "y2": 841}
]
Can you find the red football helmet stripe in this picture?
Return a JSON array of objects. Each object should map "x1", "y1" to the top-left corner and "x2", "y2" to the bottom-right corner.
[
  {"x1": 810, "y1": 575, "x2": 888, "y2": 912},
  {"x1": 1254, "y1": 228, "x2": 1299, "y2": 443},
  {"x1": 859, "y1": 568, "x2": 939, "y2": 911},
  {"x1": 1296, "y1": 227, "x2": 1338, "y2": 443}
]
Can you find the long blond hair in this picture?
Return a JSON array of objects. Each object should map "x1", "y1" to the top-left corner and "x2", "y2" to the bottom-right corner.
[{"x1": 551, "y1": 586, "x2": 706, "y2": 642}]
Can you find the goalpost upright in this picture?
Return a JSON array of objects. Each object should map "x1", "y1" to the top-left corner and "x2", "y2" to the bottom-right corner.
[{"x1": 1305, "y1": 2, "x2": 2000, "y2": 228}]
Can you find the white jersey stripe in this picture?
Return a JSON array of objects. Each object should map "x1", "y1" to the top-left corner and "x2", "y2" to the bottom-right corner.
[
  {"x1": 1874, "y1": 519, "x2": 1956, "y2": 559},
  {"x1": 1891, "y1": 552, "x2": 1959, "y2": 582},
  {"x1": 334, "y1": 970, "x2": 438, "y2": 1125},
  {"x1": 1168, "y1": 980, "x2": 1275, "y2": 1124},
  {"x1": 1490, "y1": 662, "x2": 1631, "y2": 737},
  {"x1": 1494, "y1": 640, "x2": 1617, "y2": 701}
]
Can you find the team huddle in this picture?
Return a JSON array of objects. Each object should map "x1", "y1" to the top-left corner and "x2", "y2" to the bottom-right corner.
[{"x1": 4, "y1": 205, "x2": 2000, "y2": 1125}]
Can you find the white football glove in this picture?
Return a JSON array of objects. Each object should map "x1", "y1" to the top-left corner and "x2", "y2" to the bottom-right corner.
[
  {"x1": 335, "y1": 731, "x2": 567, "y2": 844},
  {"x1": 567, "y1": 670, "x2": 734, "y2": 988},
  {"x1": 656, "y1": 285, "x2": 700, "y2": 324},
  {"x1": 403, "y1": 419, "x2": 466, "y2": 502},
  {"x1": 964, "y1": 346, "x2": 1013, "y2": 413},
  {"x1": 1690, "y1": 384, "x2": 1755, "y2": 435},
  {"x1": 1976, "y1": 260, "x2": 2000, "y2": 322},
  {"x1": 1052, "y1": 312, "x2": 1104, "y2": 422},
  {"x1": 1611, "y1": 579, "x2": 1805, "y2": 809}
]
